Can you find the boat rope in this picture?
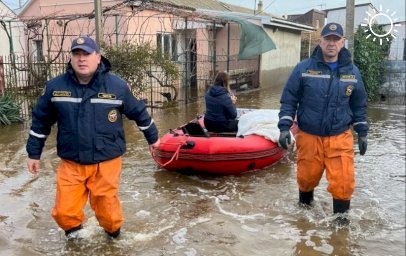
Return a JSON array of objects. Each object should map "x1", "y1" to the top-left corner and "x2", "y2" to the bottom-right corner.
[{"x1": 151, "y1": 136, "x2": 189, "y2": 167}]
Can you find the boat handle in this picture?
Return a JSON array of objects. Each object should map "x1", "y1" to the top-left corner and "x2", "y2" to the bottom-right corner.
[{"x1": 181, "y1": 141, "x2": 195, "y2": 149}]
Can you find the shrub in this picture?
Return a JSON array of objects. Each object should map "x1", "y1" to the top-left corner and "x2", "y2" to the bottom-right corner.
[
  {"x1": 0, "y1": 95, "x2": 23, "y2": 125},
  {"x1": 354, "y1": 23, "x2": 392, "y2": 101},
  {"x1": 102, "y1": 41, "x2": 179, "y2": 101}
]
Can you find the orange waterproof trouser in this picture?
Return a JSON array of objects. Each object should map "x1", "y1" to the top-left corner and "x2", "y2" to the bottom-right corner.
[
  {"x1": 51, "y1": 157, "x2": 123, "y2": 233},
  {"x1": 296, "y1": 129, "x2": 355, "y2": 200}
]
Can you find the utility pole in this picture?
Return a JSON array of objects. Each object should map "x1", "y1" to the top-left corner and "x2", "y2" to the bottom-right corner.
[
  {"x1": 345, "y1": 0, "x2": 355, "y2": 57},
  {"x1": 94, "y1": 0, "x2": 103, "y2": 47}
]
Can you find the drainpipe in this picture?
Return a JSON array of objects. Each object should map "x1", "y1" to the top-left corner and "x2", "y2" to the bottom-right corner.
[
  {"x1": 226, "y1": 22, "x2": 230, "y2": 73},
  {"x1": 184, "y1": 18, "x2": 188, "y2": 104},
  {"x1": 114, "y1": 14, "x2": 119, "y2": 47},
  {"x1": 45, "y1": 19, "x2": 50, "y2": 61},
  {"x1": 212, "y1": 21, "x2": 217, "y2": 75}
]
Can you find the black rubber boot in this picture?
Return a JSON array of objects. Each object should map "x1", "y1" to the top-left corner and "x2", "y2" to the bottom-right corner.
[
  {"x1": 105, "y1": 228, "x2": 121, "y2": 238},
  {"x1": 333, "y1": 199, "x2": 351, "y2": 226},
  {"x1": 299, "y1": 190, "x2": 314, "y2": 206},
  {"x1": 65, "y1": 224, "x2": 82, "y2": 237}
]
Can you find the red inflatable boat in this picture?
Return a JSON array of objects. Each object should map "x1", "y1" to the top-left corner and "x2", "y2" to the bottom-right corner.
[{"x1": 152, "y1": 114, "x2": 298, "y2": 175}]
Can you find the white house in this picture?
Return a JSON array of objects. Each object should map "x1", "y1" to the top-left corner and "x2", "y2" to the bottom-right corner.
[
  {"x1": 384, "y1": 21, "x2": 405, "y2": 60},
  {"x1": 0, "y1": 0, "x2": 26, "y2": 57},
  {"x1": 323, "y1": 3, "x2": 379, "y2": 31},
  {"x1": 323, "y1": 3, "x2": 405, "y2": 60}
]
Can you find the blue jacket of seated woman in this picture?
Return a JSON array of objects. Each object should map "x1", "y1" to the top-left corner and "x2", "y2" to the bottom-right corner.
[{"x1": 204, "y1": 85, "x2": 237, "y2": 124}]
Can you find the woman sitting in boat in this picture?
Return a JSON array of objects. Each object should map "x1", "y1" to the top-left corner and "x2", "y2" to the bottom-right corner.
[{"x1": 204, "y1": 71, "x2": 238, "y2": 133}]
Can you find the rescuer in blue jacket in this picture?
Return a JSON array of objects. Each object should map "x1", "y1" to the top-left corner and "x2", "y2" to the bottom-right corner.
[
  {"x1": 204, "y1": 71, "x2": 238, "y2": 133},
  {"x1": 278, "y1": 23, "x2": 368, "y2": 224},
  {"x1": 26, "y1": 36, "x2": 160, "y2": 238}
]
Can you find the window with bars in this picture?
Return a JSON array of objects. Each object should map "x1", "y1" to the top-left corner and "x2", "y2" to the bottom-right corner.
[
  {"x1": 157, "y1": 33, "x2": 178, "y2": 61},
  {"x1": 33, "y1": 40, "x2": 44, "y2": 62}
]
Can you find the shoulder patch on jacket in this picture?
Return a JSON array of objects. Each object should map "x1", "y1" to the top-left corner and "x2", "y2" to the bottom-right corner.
[
  {"x1": 53, "y1": 91, "x2": 71, "y2": 97},
  {"x1": 345, "y1": 85, "x2": 355, "y2": 96},
  {"x1": 108, "y1": 109, "x2": 118, "y2": 122},
  {"x1": 98, "y1": 93, "x2": 116, "y2": 99}
]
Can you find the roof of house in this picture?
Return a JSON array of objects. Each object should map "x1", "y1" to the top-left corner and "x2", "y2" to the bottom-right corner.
[
  {"x1": 199, "y1": 9, "x2": 314, "y2": 32},
  {"x1": 16, "y1": 0, "x2": 314, "y2": 32},
  {"x1": 17, "y1": 0, "x2": 256, "y2": 16},
  {"x1": 323, "y1": 2, "x2": 375, "y2": 12},
  {"x1": 289, "y1": 8, "x2": 326, "y2": 18}
]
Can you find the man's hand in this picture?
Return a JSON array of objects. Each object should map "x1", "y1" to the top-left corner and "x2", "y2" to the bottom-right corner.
[
  {"x1": 27, "y1": 159, "x2": 40, "y2": 175},
  {"x1": 149, "y1": 139, "x2": 160, "y2": 150},
  {"x1": 358, "y1": 136, "x2": 367, "y2": 155},
  {"x1": 149, "y1": 139, "x2": 160, "y2": 157},
  {"x1": 279, "y1": 130, "x2": 291, "y2": 150}
]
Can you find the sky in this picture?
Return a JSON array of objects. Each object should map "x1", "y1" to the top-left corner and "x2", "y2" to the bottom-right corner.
[
  {"x1": 220, "y1": 0, "x2": 405, "y2": 20},
  {"x1": 3, "y1": 0, "x2": 405, "y2": 21}
]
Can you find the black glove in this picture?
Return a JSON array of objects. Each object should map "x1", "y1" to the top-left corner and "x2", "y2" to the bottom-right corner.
[
  {"x1": 358, "y1": 136, "x2": 367, "y2": 155},
  {"x1": 279, "y1": 130, "x2": 291, "y2": 150}
]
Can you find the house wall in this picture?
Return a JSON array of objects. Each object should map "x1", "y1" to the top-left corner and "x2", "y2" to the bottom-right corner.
[
  {"x1": 21, "y1": 0, "x2": 119, "y2": 17},
  {"x1": 18, "y1": 0, "x2": 131, "y2": 57},
  {"x1": 261, "y1": 27, "x2": 302, "y2": 71},
  {"x1": 325, "y1": 5, "x2": 375, "y2": 33},
  {"x1": 0, "y1": 2, "x2": 26, "y2": 56},
  {"x1": 292, "y1": 11, "x2": 325, "y2": 29},
  {"x1": 384, "y1": 21, "x2": 405, "y2": 61}
]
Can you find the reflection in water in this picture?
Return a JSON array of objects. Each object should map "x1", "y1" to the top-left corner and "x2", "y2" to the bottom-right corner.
[{"x1": 0, "y1": 86, "x2": 404, "y2": 256}]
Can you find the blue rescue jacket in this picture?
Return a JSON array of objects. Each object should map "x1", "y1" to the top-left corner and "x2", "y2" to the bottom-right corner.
[
  {"x1": 278, "y1": 46, "x2": 368, "y2": 137},
  {"x1": 26, "y1": 56, "x2": 158, "y2": 164},
  {"x1": 204, "y1": 84, "x2": 237, "y2": 124}
]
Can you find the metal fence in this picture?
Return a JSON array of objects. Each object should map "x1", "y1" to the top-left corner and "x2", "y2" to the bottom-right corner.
[
  {"x1": 1, "y1": 3, "x2": 263, "y2": 120},
  {"x1": 0, "y1": 52, "x2": 259, "y2": 120},
  {"x1": 0, "y1": 54, "x2": 68, "y2": 119}
]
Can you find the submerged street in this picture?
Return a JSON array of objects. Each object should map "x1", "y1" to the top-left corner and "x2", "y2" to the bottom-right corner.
[{"x1": 0, "y1": 85, "x2": 405, "y2": 256}]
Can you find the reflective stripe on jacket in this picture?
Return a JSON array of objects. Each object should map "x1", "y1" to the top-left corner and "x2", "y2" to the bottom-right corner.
[
  {"x1": 26, "y1": 57, "x2": 158, "y2": 164},
  {"x1": 278, "y1": 46, "x2": 368, "y2": 137}
]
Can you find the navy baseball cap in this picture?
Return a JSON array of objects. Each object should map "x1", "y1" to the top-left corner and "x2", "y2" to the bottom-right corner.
[
  {"x1": 71, "y1": 36, "x2": 99, "y2": 53},
  {"x1": 321, "y1": 23, "x2": 344, "y2": 37}
]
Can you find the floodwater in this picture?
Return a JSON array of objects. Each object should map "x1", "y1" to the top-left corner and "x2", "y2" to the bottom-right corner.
[{"x1": 0, "y1": 84, "x2": 405, "y2": 256}]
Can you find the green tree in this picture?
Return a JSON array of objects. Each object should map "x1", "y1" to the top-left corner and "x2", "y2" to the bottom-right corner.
[
  {"x1": 354, "y1": 23, "x2": 392, "y2": 101},
  {"x1": 102, "y1": 41, "x2": 179, "y2": 102}
]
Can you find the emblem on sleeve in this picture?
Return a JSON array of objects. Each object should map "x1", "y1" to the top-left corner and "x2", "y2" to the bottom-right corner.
[
  {"x1": 108, "y1": 109, "x2": 118, "y2": 122},
  {"x1": 345, "y1": 85, "x2": 354, "y2": 96}
]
